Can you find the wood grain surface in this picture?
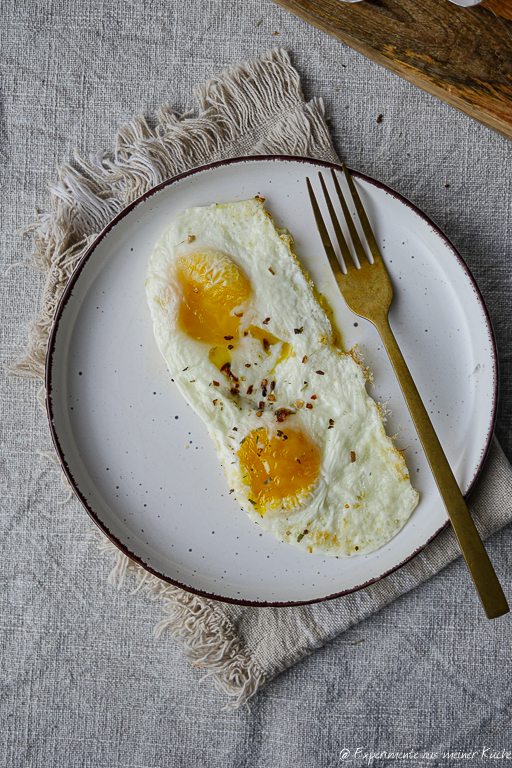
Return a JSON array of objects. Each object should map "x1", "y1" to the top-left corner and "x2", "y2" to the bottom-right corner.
[{"x1": 271, "y1": 0, "x2": 512, "y2": 140}]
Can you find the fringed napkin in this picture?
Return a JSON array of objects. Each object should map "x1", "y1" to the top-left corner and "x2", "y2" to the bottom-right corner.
[{"x1": 16, "y1": 48, "x2": 512, "y2": 709}]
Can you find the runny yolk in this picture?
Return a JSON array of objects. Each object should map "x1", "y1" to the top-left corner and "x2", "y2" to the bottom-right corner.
[
  {"x1": 245, "y1": 325, "x2": 281, "y2": 348},
  {"x1": 244, "y1": 325, "x2": 293, "y2": 366},
  {"x1": 208, "y1": 345, "x2": 231, "y2": 370},
  {"x1": 238, "y1": 427, "x2": 320, "y2": 512},
  {"x1": 175, "y1": 250, "x2": 251, "y2": 345}
]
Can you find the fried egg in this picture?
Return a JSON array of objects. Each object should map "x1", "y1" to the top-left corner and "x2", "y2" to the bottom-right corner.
[{"x1": 146, "y1": 197, "x2": 419, "y2": 556}]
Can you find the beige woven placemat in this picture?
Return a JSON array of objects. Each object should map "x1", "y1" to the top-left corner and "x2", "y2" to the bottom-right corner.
[{"x1": 15, "y1": 48, "x2": 512, "y2": 709}]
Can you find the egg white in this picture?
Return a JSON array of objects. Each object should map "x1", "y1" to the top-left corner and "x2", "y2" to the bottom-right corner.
[{"x1": 146, "y1": 197, "x2": 419, "y2": 556}]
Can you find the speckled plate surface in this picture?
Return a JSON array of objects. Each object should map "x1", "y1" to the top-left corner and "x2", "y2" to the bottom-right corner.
[{"x1": 46, "y1": 156, "x2": 497, "y2": 605}]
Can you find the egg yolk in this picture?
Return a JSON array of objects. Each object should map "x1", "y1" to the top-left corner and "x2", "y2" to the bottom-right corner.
[
  {"x1": 175, "y1": 250, "x2": 251, "y2": 345},
  {"x1": 238, "y1": 427, "x2": 320, "y2": 511}
]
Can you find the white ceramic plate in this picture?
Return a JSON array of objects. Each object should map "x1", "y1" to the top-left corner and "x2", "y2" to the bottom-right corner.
[{"x1": 46, "y1": 156, "x2": 497, "y2": 605}]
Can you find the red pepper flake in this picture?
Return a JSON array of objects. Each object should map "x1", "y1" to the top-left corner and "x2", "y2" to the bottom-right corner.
[
  {"x1": 316, "y1": 370, "x2": 325, "y2": 375},
  {"x1": 224, "y1": 335, "x2": 234, "y2": 340},
  {"x1": 232, "y1": 427, "x2": 238, "y2": 431},
  {"x1": 302, "y1": 355, "x2": 307, "y2": 364},
  {"x1": 221, "y1": 362, "x2": 239, "y2": 383},
  {"x1": 286, "y1": 530, "x2": 291, "y2": 535},
  {"x1": 268, "y1": 267, "x2": 275, "y2": 275},
  {"x1": 261, "y1": 379, "x2": 268, "y2": 397},
  {"x1": 230, "y1": 387, "x2": 239, "y2": 396},
  {"x1": 258, "y1": 401, "x2": 265, "y2": 409},
  {"x1": 243, "y1": 331, "x2": 248, "y2": 337},
  {"x1": 247, "y1": 385, "x2": 254, "y2": 395},
  {"x1": 270, "y1": 380, "x2": 276, "y2": 391},
  {"x1": 262, "y1": 338, "x2": 270, "y2": 353},
  {"x1": 351, "y1": 451, "x2": 356, "y2": 463},
  {"x1": 306, "y1": 403, "x2": 313, "y2": 409},
  {"x1": 276, "y1": 430, "x2": 283, "y2": 437},
  {"x1": 267, "y1": 394, "x2": 276, "y2": 402},
  {"x1": 213, "y1": 381, "x2": 220, "y2": 387},
  {"x1": 276, "y1": 408, "x2": 293, "y2": 423},
  {"x1": 376, "y1": 113, "x2": 384, "y2": 123},
  {"x1": 303, "y1": 529, "x2": 309, "y2": 534},
  {"x1": 245, "y1": 363, "x2": 251, "y2": 368},
  {"x1": 256, "y1": 410, "x2": 263, "y2": 417},
  {"x1": 235, "y1": 312, "x2": 244, "y2": 318},
  {"x1": 329, "y1": 419, "x2": 335, "y2": 425},
  {"x1": 213, "y1": 399, "x2": 218, "y2": 405},
  {"x1": 310, "y1": 395, "x2": 317, "y2": 400},
  {"x1": 262, "y1": 317, "x2": 270, "y2": 325}
]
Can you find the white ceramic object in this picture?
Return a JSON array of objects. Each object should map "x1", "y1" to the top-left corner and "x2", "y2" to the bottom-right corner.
[
  {"x1": 447, "y1": 0, "x2": 482, "y2": 6},
  {"x1": 46, "y1": 156, "x2": 496, "y2": 606},
  {"x1": 337, "y1": 0, "x2": 482, "y2": 5},
  {"x1": 337, "y1": 0, "x2": 482, "y2": 4}
]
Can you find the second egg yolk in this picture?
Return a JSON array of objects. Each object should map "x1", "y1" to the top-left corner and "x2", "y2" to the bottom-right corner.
[
  {"x1": 175, "y1": 249, "x2": 252, "y2": 346},
  {"x1": 238, "y1": 427, "x2": 320, "y2": 512}
]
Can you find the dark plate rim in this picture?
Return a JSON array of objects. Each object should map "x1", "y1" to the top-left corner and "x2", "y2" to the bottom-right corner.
[{"x1": 45, "y1": 154, "x2": 498, "y2": 607}]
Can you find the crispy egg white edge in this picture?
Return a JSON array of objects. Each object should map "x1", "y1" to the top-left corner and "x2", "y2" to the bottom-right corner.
[{"x1": 146, "y1": 198, "x2": 419, "y2": 557}]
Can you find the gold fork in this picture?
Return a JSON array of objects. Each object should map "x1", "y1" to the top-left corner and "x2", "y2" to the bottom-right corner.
[{"x1": 307, "y1": 165, "x2": 509, "y2": 620}]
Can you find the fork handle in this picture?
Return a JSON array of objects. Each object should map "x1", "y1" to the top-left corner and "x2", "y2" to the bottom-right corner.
[{"x1": 375, "y1": 314, "x2": 509, "y2": 619}]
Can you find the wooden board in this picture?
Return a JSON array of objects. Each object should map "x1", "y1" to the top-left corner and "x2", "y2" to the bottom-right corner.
[{"x1": 271, "y1": 0, "x2": 512, "y2": 140}]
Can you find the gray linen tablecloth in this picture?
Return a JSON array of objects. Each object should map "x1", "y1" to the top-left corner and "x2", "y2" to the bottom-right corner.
[{"x1": 2, "y1": 1, "x2": 512, "y2": 766}]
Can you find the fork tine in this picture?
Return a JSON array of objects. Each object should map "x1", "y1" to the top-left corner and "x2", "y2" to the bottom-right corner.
[
  {"x1": 306, "y1": 177, "x2": 346, "y2": 277},
  {"x1": 330, "y1": 169, "x2": 369, "y2": 267},
  {"x1": 318, "y1": 173, "x2": 353, "y2": 269},
  {"x1": 341, "y1": 163, "x2": 382, "y2": 263}
]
